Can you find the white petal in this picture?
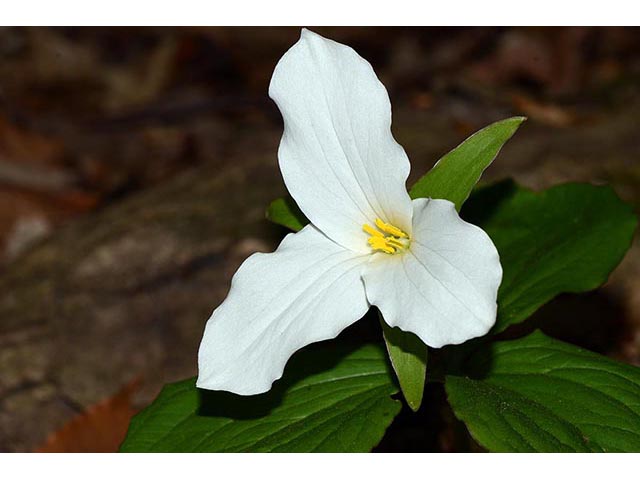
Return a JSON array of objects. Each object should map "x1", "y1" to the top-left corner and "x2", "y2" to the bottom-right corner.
[
  {"x1": 362, "y1": 198, "x2": 502, "y2": 348},
  {"x1": 269, "y1": 29, "x2": 413, "y2": 253},
  {"x1": 197, "y1": 225, "x2": 370, "y2": 395}
]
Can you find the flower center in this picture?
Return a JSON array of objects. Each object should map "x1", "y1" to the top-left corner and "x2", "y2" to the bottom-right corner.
[{"x1": 363, "y1": 218, "x2": 410, "y2": 254}]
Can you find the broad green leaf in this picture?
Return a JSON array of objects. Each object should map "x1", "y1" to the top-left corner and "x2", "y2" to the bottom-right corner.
[
  {"x1": 266, "y1": 197, "x2": 307, "y2": 232},
  {"x1": 380, "y1": 314, "x2": 427, "y2": 412},
  {"x1": 462, "y1": 181, "x2": 638, "y2": 333},
  {"x1": 445, "y1": 331, "x2": 640, "y2": 452},
  {"x1": 120, "y1": 344, "x2": 400, "y2": 452},
  {"x1": 409, "y1": 117, "x2": 526, "y2": 209}
]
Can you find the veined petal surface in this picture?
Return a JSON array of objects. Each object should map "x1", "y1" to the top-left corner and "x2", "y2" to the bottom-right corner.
[
  {"x1": 269, "y1": 29, "x2": 413, "y2": 253},
  {"x1": 197, "y1": 225, "x2": 370, "y2": 395},
  {"x1": 362, "y1": 198, "x2": 502, "y2": 348}
]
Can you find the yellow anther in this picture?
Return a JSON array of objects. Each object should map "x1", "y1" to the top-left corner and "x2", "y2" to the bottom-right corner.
[
  {"x1": 363, "y1": 223, "x2": 384, "y2": 237},
  {"x1": 368, "y1": 237, "x2": 396, "y2": 254},
  {"x1": 374, "y1": 218, "x2": 408, "y2": 238}
]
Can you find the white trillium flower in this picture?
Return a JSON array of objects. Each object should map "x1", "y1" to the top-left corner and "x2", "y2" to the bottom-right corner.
[{"x1": 197, "y1": 29, "x2": 502, "y2": 395}]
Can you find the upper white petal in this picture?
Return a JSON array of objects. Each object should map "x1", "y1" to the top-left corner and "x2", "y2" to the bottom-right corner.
[
  {"x1": 362, "y1": 198, "x2": 502, "y2": 348},
  {"x1": 269, "y1": 29, "x2": 413, "y2": 253},
  {"x1": 197, "y1": 224, "x2": 370, "y2": 395}
]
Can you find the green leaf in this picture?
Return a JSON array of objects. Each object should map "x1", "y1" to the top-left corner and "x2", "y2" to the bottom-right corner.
[
  {"x1": 463, "y1": 181, "x2": 638, "y2": 333},
  {"x1": 266, "y1": 197, "x2": 307, "y2": 232},
  {"x1": 380, "y1": 314, "x2": 427, "y2": 412},
  {"x1": 120, "y1": 344, "x2": 400, "y2": 452},
  {"x1": 445, "y1": 331, "x2": 640, "y2": 452},
  {"x1": 409, "y1": 117, "x2": 526, "y2": 209}
]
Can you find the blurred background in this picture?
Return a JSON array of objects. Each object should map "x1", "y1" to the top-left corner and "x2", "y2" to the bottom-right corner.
[{"x1": 0, "y1": 26, "x2": 639, "y2": 452}]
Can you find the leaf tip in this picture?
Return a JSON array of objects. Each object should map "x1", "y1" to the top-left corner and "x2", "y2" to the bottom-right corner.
[{"x1": 407, "y1": 398, "x2": 422, "y2": 412}]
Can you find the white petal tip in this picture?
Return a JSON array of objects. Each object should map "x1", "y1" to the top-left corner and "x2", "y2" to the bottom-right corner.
[
  {"x1": 422, "y1": 317, "x2": 496, "y2": 349},
  {"x1": 196, "y1": 376, "x2": 272, "y2": 396}
]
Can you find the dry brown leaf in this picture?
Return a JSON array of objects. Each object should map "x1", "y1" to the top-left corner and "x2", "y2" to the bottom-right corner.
[
  {"x1": 36, "y1": 378, "x2": 141, "y2": 453},
  {"x1": 0, "y1": 187, "x2": 100, "y2": 262},
  {"x1": 0, "y1": 114, "x2": 65, "y2": 169},
  {"x1": 410, "y1": 92, "x2": 434, "y2": 111},
  {"x1": 511, "y1": 93, "x2": 575, "y2": 128}
]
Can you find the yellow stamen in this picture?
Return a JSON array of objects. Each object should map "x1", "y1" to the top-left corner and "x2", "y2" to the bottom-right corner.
[
  {"x1": 375, "y1": 218, "x2": 408, "y2": 238},
  {"x1": 363, "y1": 218, "x2": 410, "y2": 254},
  {"x1": 363, "y1": 223, "x2": 384, "y2": 237},
  {"x1": 367, "y1": 236, "x2": 395, "y2": 254}
]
